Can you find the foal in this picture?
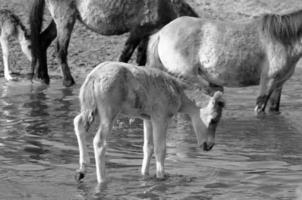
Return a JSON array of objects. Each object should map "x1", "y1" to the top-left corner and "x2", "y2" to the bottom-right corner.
[
  {"x1": 74, "y1": 61, "x2": 224, "y2": 183},
  {"x1": 0, "y1": 9, "x2": 32, "y2": 81}
]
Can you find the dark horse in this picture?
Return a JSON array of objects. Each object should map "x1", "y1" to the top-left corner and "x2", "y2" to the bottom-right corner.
[
  {"x1": 147, "y1": 9, "x2": 302, "y2": 114},
  {"x1": 29, "y1": 0, "x2": 198, "y2": 86}
]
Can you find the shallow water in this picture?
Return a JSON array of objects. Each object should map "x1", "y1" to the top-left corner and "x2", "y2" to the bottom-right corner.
[{"x1": 0, "y1": 71, "x2": 302, "y2": 200}]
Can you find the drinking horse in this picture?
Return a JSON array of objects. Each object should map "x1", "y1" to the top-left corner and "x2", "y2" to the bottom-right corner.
[
  {"x1": 28, "y1": 0, "x2": 198, "y2": 86},
  {"x1": 73, "y1": 61, "x2": 224, "y2": 183},
  {"x1": 147, "y1": 10, "x2": 302, "y2": 113}
]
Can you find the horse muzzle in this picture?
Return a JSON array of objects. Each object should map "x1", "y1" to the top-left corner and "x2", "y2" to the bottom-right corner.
[{"x1": 202, "y1": 142, "x2": 215, "y2": 151}]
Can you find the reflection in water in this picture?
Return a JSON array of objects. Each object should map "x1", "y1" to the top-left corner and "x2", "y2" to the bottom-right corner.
[{"x1": 0, "y1": 70, "x2": 302, "y2": 200}]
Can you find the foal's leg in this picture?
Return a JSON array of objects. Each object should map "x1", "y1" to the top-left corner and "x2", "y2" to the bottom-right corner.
[
  {"x1": 152, "y1": 118, "x2": 169, "y2": 179},
  {"x1": 74, "y1": 114, "x2": 91, "y2": 181},
  {"x1": 54, "y1": 17, "x2": 76, "y2": 86},
  {"x1": 268, "y1": 86, "x2": 282, "y2": 113},
  {"x1": 0, "y1": 35, "x2": 14, "y2": 81},
  {"x1": 141, "y1": 119, "x2": 153, "y2": 176},
  {"x1": 93, "y1": 118, "x2": 114, "y2": 183}
]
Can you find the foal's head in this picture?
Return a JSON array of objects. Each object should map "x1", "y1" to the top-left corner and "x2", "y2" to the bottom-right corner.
[{"x1": 198, "y1": 91, "x2": 224, "y2": 151}]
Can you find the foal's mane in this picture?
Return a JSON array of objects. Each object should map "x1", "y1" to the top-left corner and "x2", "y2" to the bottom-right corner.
[
  {"x1": 142, "y1": 66, "x2": 201, "y2": 93},
  {"x1": 261, "y1": 9, "x2": 302, "y2": 43}
]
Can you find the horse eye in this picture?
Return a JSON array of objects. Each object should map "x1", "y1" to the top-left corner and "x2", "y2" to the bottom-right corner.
[
  {"x1": 197, "y1": 67, "x2": 203, "y2": 75},
  {"x1": 28, "y1": 45, "x2": 32, "y2": 49}
]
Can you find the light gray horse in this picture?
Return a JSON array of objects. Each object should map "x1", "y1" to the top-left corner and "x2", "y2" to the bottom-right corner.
[
  {"x1": 0, "y1": 9, "x2": 32, "y2": 81},
  {"x1": 147, "y1": 10, "x2": 302, "y2": 114},
  {"x1": 73, "y1": 61, "x2": 224, "y2": 183}
]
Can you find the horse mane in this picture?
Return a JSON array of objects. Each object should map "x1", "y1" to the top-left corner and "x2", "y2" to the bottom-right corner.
[{"x1": 261, "y1": 9, "x2": 302, "y2": 43}]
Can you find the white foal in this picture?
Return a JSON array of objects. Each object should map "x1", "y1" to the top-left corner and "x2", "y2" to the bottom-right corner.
[
  {"x1": 74, "y1": 61, "x2": 225, "y2": 184},
  {"x1": 0, "y1": 9, "x2": 32, "y2": 81}
]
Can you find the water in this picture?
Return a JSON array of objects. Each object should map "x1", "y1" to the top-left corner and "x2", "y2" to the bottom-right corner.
[{"x1": 0, "y1": 71, "x2": 302, "y2": 200}]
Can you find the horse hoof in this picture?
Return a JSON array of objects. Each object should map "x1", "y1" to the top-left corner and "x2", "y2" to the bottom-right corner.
[
  {"x1": 5, "y1": 75, "x2": 18, "y2": 81},
  {"x1": 254, "y1": 109, "x2": 265, "y2": 117},
  {"x1": 268, "y1": 107, "x2": 281, "y2": 115},
  {"x1": 156, "y1": 173, "x2": 169, "y2": 181},
  {"x1": 75, "y1": 171, "x2": 85, "y2": 182},
  {"x1": 63, "y1": 78, "x2": 75, "y2": 87},
  {"x1": 32, "y1": 76, "x2": 50, "y2": 85},
  {"x1": 9, "y1": 77, "x2": 18, "y2": 82}
]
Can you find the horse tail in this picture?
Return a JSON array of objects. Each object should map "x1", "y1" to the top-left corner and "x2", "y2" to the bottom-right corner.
[
  {"x1": 147, "y1": 32, "x2": 205, "y2": 92},
  {"x1": 79, "y1": 75, "x2": 97, "y2": 131},
  {"x1": 29, "y1": 0, "x2": 45, "y2": 73},
  {"x1": 171, "y1": 0, "x2": 199, "y2": 17},
  {"x1": 147, "y1": 32, "x2": 163, "y2": 68}
]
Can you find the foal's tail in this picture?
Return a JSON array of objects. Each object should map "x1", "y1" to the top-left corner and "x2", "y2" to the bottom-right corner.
[
  {"x1": 29, "y1": 0, "x2": 45, "y2": 73},
  {"x1": 79, "y1": 76, "x2": 97, "y2": 130}
]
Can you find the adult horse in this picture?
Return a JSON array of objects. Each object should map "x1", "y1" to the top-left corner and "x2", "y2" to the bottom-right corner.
[
  {"x1": 29, "y1": 0, "x2": 198, "y2": 86},
  {"x1": 147, "y1": 10, "x2": 302, "y2": 114}
]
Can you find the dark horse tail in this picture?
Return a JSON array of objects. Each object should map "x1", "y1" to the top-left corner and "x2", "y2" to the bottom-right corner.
[
  {"x1": 29, "y1": 0, "x2": 45, "y2": 77},
  {"x1": 171, "y1": 0, "x2": 199, "y2": 17}
]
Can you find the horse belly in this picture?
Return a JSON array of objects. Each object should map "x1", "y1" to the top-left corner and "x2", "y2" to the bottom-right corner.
[
  {"x1": 199, "y1": 23, "x2": 264, "y2": 87},
  {"x1": 76, "y1": 0, "x2": 145, "y2": 35}
]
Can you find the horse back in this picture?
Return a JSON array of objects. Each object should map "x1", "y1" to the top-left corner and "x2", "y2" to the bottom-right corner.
[
  {"x1": 90, "y1": 62, "x2": 182, "y2": 118},
  {"x1": 74, "y1": 0, "x2": 176, "y2": 35}
]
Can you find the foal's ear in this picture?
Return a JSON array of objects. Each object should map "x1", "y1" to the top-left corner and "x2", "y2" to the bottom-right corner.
[{"x1": 211, "y1": 91, "x2": 225, "y2": 108}]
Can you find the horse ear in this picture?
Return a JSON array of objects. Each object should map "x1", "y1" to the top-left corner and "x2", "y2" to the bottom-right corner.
[{"x1": 212, "y1": 91, "x2": 225, "y2": 108}]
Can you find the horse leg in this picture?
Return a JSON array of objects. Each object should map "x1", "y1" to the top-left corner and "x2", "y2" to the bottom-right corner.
[
  {"x1": 268, "y1": 86, "x2": 282, "y2": 113},
  {"x1": 41, "y1": 20, "x2": 57, "y2": 51},
  {"x1": 118, "y1": 31, "x2": 141, "y2": 63},
  {"x1": 0, "y1": 35, "x2": 15, "y2": 81},
  {"x1": 31, "y1": 21, "x2": 57, "y2": 81},
  {"x1": 255, "y1": 72, "x2": 289, "y2": 114},
  {"x1": 141, "y1": 119, "x2": 154, "y2": 177},
  {"x1": 119, "y1": 24, "x2": 158, "y2": 64},
  {"x1": 55, "y1": 17, "x2": 76, "y2": 87},
  {"x1": 74, "y1": 114, "x2": 91, "y2": 182},
  {"x1": 255, "y1": 77, "x2": 274, "y2": 114},
  {"x1": 152, "y1": 118, "x2": 169, "y2": 179},
  {"x1": 136, "y1": 37, "x2": 149, "y2": 66}
]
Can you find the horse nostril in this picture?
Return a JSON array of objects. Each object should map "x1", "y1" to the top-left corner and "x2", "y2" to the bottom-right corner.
[{"x1": 203, "y1": 142, "x2": 214, "y2": 151}]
